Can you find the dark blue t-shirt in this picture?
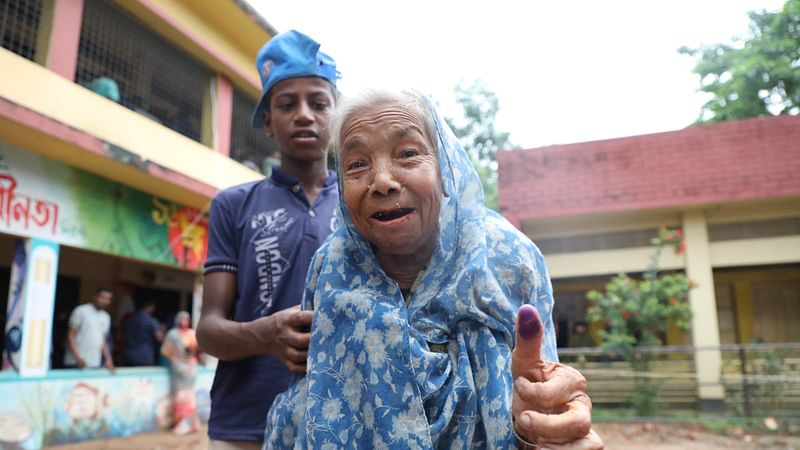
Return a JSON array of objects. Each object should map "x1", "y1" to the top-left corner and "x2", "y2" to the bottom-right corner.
[
  {"x1": 203, "y1": 167, "x2": 339, "y2": 442},
  {"x1": 122, "y1": 312, "x2": 160, "y2": 366}
]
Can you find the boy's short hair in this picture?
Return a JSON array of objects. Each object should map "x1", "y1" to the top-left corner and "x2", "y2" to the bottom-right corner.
[{"x1": 250, "y1": 30, "x2": 340, "y2": 128}]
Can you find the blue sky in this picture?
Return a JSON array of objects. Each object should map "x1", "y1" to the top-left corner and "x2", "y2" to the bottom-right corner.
[{"x1": 248, "y1": 0, "x2": 786, "y2": 149}]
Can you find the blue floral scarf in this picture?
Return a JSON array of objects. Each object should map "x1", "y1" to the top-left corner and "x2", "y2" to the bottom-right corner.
[{"x1": 264, "y1": 95, "x2": 558, "y2": 449}]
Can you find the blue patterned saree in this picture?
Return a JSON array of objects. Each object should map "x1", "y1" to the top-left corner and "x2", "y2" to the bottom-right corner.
[{"x1": 264, "y1": 95, "x2": 558, "y2": 449}]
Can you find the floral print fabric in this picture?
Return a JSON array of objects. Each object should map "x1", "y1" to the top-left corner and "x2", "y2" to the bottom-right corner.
[{"x1": 264, "y1": 95, "x2": 558, "y2": 449}]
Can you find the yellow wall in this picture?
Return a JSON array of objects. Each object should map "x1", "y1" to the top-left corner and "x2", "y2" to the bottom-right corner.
[
  {"x1": 710, "y1": 236, "x2": 800, "y2": 267},
  {"x1": 538, "y1": 202, "x2": 800, "y2": 355},
  {"x1": 0, "y1": 50, "x2": 261, "y2": 207},
  {"x1": 546, "y1": 247, "x2": 685, "y2": 279},
  {"x1": 523, "y1": 208, "x2": 683, "y2": 239},
  {"x1": 532, "y1": 200, "x2": 800, "y2": 280}
]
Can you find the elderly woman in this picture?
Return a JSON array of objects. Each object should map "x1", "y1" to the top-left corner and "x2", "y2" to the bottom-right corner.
[{"x1": 264, "y1": 90, "x2": 602, "y2": 449}]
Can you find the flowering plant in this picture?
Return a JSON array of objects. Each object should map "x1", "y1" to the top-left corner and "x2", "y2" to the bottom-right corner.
[
  {"x1": 587, "y1": 227, "x2": 693, "y2": 348},
  {"x1": 586, "y1": 227, "x2": 694, "y2": 415}
]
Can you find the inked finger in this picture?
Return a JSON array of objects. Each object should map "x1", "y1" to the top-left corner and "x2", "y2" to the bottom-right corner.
[{"x1": 511, "y1": 304, "x2": 544, "y2": 380}]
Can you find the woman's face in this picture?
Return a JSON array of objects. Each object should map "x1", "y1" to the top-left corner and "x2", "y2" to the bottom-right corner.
[
  {"x1": 339, "y1": 102, "x2": 441, "y2": 259},
  {"x1": 178, "y1": 315, "x2": 190, "y2": 330}
]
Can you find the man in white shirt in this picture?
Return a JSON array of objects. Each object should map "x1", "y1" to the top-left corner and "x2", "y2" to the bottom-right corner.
[{"x1": 64, "y1": 287, "x2": 115, "y2": 371}]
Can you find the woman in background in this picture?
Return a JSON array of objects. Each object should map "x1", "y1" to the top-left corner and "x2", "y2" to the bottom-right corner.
[{"x1": 161, "y1": 311, "x2": 201, "y2": 435}]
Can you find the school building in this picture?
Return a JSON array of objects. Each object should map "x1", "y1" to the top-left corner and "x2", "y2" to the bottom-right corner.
[
  {"x1": 498, "y1": 115, "x2": 800, "y2": 410},
  {"x1": 0, "y1": 0, "x2": 275, "y2": 445}
]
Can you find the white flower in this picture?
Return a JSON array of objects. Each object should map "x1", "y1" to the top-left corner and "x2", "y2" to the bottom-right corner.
[
  {"x1": 475, "y1": 365, "x2": 489, "y2": 388},
  {"x1": 342, "y1": 370, "x2": 363, "y2": 410},
  {"x1": 335, "y1": 341, "x2": 346, "y2": 360},
  {"x1": 322, "y1": 398, "x2": 343, "y2": 422},
  {"x1": 364, "y1": 329, "x2": 387, "y2": 368},
  {"x1": 382, "y1": 312, "x2": 404, "y2": 347},
  {"x1": 363, "y1": 401, "x2": 375, "y2": 428},
  {"x1": 281, "y1": 425, "x2": 294, "y2": 445},
  {"x1": 497, "y1": 267, "x2": 516, "y2": 287},
  {"x1": 315, "y1": 313, "x2": 334, "y2": 340},
  {"x1": 352, "y1": 320, "x2": 366, "y2": 342}
]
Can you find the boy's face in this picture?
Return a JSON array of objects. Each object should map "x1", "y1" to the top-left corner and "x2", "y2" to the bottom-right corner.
[{"x1": 264, "y1": 77, "x2": 335, "y2": 163}]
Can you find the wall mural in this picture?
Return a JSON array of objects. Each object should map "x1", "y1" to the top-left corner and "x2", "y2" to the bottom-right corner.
[
  {"x1": 0, "y1": 371, "x2": 213, "y2": 447},
  {"x1": 0, "y1": 141, "x2": 208, "y2": 270}
]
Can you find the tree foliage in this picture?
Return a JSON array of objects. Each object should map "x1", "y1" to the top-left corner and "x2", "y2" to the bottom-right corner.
[
  {"x1": 679, "y1": 0, "x2": 800, "y2": 123},
  {"x1": 445, "y1": 80, "x2": 514, "y2": 211}
]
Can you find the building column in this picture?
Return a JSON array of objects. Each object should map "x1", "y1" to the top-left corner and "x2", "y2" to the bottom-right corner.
[
  {"x1": 682, "y1": 210, "x2": 725, "y2": 410},
  {"x1": 202, "y1": 75, "x2": 233, "y2": 156},
  {"x1": 46, "y1": 0, "x2": 85, "y2": 80}
]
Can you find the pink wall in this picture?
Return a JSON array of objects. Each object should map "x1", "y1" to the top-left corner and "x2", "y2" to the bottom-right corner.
[
  {"x1": 215, "y1": 75, "x2": 233, "y2": 157},
  {"x1": 47, "y1": 0, "x2": 85, "y2": 80}
]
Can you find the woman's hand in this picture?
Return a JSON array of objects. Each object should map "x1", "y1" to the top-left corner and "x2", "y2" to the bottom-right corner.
[{"x1": 511, "y1": 305, "x2": 603, "y2": 450}]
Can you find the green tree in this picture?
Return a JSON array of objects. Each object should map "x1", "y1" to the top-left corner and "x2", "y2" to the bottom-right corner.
[
  {"x1": 445, "y1": 80, "x2": 514, "y2": 210},
  {"x1": 586, "y1": 228, "x2": 694, "y2": 416},
  {"x1": 679, "y1": 0, "x2": 800, "y2": 123}
]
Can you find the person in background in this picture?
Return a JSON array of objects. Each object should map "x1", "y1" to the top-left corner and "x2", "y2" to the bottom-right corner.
[
  {"x1": 64, "y1": 288, "x2": 115, "y2": 372},
  {"x1": 569, "y1": 321, "x2": 596, "y2": 348},
  {"x1": 197, "y1": 29, "x2": 341, "y2": 449},
  {"x1": 161, "y1": 311, "x2": 202, "y2": 435},
  {"x1": 122, "y1": 300, "x2": 164, "y2": 366}
]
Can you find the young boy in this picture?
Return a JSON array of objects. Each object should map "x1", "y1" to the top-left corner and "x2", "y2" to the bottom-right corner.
[{"x1": 197, "y1": 30, "x2": 340, "y2": 448}]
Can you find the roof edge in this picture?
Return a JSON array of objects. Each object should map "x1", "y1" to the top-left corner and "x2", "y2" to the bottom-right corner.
[{"x1": 233, "y1": 0, "x2": 279, "y2": 36}]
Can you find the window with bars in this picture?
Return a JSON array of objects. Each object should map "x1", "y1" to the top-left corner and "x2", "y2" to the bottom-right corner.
[
  {"x1": 708, "y1": 217, "x2": 800, "y2": 241},
  {"x1": 230, "y1": 88, "x2": 280, "y2": 175},
  {"x1": 535, "y1": 228, "x2": 664, "y2": 255},
  {"x1": 0, "y1": 0, "x2": 42, "y2": 61},
  {"x1": 75, "y1": 0, "x2": 211, "y2": 142}
]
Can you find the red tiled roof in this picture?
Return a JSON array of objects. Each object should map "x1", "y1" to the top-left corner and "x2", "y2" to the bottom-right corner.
[{"x1": 498, "y1": 115, "x2": 800, "y2": 226}]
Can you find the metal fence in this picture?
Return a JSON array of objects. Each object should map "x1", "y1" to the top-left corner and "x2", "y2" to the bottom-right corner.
[
  {"x1": 559, "y1": 343, "x2": 800, "y2": 417},
  {"x1": 0, "y1": 0, "x2": 42, "y2": 61},
  {"x1": 230, "y1": 88, "x2": 280, "y2": 174},
  {"x1": 75, "y1": 0, "x2": 210, "y2": 142}
]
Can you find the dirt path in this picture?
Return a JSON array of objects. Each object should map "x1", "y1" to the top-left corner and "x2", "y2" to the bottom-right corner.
[{"x1": 46, "y1": 423, "x2": 800, "y2": 449}]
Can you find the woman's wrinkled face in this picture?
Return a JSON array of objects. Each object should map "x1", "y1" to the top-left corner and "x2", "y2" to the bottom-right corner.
[{"x1": 339, "y1": 102, "x2": 441, "y2": 258}]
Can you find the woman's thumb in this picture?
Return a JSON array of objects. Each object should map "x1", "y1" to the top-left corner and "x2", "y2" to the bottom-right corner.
[{"x1": 511, "y1": 304, "x2": 544, "y2": 379}]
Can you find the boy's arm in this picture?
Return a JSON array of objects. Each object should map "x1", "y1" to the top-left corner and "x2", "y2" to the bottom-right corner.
[{"x1": 196, "y1": 271, "x2": 313, "y2": 374}]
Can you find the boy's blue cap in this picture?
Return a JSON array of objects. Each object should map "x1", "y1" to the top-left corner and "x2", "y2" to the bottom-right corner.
[{"x1": 250, "y1": 30, "x2": 339, "y2": 128}]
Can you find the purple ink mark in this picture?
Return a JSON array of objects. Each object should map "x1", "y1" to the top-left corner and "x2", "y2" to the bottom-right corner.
[{"x1": 518, "y1": 306, "x2": 541, "y2": 340}]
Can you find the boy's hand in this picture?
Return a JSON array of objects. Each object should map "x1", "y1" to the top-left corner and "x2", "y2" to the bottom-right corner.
[
  {"x1": 257, "y1": 305, "x2": 313, "y2": 374},
  {"x1": 511, "y1": 305, "x2": 603, "y2": 449}
]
